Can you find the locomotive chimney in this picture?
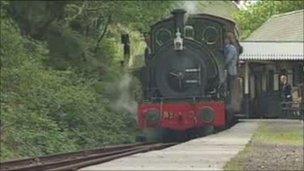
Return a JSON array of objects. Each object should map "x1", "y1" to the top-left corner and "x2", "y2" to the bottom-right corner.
[{"x1": 171, "y1": 9, "x2": 187, "y2": 35}]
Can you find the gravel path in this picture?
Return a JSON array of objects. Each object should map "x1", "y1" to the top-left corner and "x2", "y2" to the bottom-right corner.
[
  {"x1": 234, "y1": 120, "x2": 304, "y2": 171},
  {"x1": 80, "y1": 121, "x2": 258, "y2": 171},
  {"x1": 244, "y1": 143, "x2": 303, "y2": 171}
]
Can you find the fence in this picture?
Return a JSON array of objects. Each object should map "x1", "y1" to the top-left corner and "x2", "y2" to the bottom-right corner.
[{"x1": 281, "y1": 101, "x2": 303, "y2": 120}]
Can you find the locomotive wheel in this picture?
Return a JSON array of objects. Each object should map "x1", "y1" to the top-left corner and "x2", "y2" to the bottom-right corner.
[
  {"x1": 141, "y1": 128, "x2": 164, "y2": 142},
  {"x1": 198, "y1": 125, "x2": 214, "y2": 136}
]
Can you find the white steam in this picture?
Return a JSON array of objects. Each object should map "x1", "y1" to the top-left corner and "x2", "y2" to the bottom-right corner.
[
  {"x1": 113, "y1": 73, "x2": 138, "y2": 118},
  {"x1": 183, "y1": 1, "x2": 199, "y2": 14}
]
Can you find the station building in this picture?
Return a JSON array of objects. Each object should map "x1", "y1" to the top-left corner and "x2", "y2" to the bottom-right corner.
[{"x1": 239, "y1": 10, "x2": 304, "y2": 118}]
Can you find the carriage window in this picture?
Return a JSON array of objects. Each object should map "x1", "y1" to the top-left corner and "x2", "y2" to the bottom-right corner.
[
  {"x1": 293, "y1": 65, "x2": 304, "y2": 86},
  {"x1": 267, "y1": 70, "x2": 274, "y2": 91},
  {"x1": 156, "y1": 28, "x2": 172, "y2": 46},
  {"x1": 184, "y1": 26, "x2": 194, "y2": 39},
  {"x1": 202, "y1": 26, "x2": 218, "y2": 45}
]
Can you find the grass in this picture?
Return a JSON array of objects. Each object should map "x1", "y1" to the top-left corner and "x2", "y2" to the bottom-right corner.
[
  {"x1": 224, "y1": 143, "x2": 254, "y2": 171},
  {"x1": 254, "y1": 122, "x2": 303, "y2": 146},
  {"x1": 224, "y1": 121, "x2": 304, "y2": 171}
]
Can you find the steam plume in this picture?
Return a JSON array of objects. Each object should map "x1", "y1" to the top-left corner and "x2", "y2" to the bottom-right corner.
[
  {"x1": 113, "y1": 73, "x2": 138, "y2": 119},
  {"x1": 183, "y1": 1, "x2": 199, "y2": 14}
]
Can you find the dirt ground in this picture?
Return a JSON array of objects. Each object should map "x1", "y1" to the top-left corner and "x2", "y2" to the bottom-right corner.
[{"x1": 225, "y1": 120, "x2": 304, "y2": 171}]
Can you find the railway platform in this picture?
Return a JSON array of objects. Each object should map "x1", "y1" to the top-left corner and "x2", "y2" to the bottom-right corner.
[{"x1": 80, "y1": 120, "x2": 259, "y2": 170}]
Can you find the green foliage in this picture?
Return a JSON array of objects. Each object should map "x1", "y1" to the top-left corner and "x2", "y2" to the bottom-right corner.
[
  {"x1": 1, "y1": 0, "x2": 175, "y2": 161},
  {"x1": 8, "y1": 1, "x2": 66, "y2": 39},
  {"x1": 65, "y1": 1, "x2": 173, "y2": 32},
  {"x1": 6, "y1": 1, "x2": 174, "y2": 70},
  {"x1": 234, "y1": 0, "x2": 304, "y2": 39},
  {"x1": 1, "y1": 10, "x2": 77, "y2": 159},
  {"x1": 0, "y1": 7, "x2": 136, "y2": 161},
  {"x1": 254, "y1": 122, "x2": 303, "y2": 146},
  {"x1": 114, "y1": 1, "x2": 173, "y2": 31}
]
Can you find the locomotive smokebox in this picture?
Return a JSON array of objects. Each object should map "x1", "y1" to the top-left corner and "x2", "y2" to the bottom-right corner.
[{"x1": 171, "y1": 9, "x2": 187, "y2": 35}]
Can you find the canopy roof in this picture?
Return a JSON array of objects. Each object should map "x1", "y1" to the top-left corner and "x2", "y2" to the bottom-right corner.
[
  {"x1": 246, "y1": 10, "x2": 304, "y2": 41},
  {"x1": 240, "y1": 42, "x2": 304, "y2": 61}
]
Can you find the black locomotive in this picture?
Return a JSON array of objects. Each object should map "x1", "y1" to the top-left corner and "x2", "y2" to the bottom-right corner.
[
  {"x1": 137, "y1": 9, "x2": 243, "y2": 141},
  {"x1": 140, "y1": 9, "x2": 241, "y2": 100}
]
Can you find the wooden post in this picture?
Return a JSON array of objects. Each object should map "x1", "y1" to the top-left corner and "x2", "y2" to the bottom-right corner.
[
  {"x1": 243, "y1": 62, "x2": 251, "y2": 118},
  {"x1": 121, "y1": 34, "x2": 130, "y2": 68},
  {"x1": 244, "y1": 62, "x2": 249, "y2": 94}
]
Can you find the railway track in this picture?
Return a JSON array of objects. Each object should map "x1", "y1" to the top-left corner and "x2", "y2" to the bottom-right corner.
[{"x1": 0, "y1": 142, "x2": 177, "y2": 171}]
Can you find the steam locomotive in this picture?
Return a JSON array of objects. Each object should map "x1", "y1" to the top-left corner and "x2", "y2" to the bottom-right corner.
[{"x1": 137, "y1": 9, "x2": 243, "y2": 141}]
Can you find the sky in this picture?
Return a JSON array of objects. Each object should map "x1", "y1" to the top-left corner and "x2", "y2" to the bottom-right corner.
[{"x1": 235, "y1": 0, "x2": 259, "y2": 10}]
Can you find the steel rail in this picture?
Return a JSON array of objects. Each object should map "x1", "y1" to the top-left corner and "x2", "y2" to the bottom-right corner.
[
  {"x1": 0, "y1": 142, "x2": 176, "y2": 171},
  {"x1": 1, "y1": 143, "x2": 148, "y2": 171}
]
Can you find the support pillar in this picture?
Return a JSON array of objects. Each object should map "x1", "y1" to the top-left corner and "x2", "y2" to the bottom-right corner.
[{"x1": 243, "y1": 62, "x2": 250, "y2": 118}]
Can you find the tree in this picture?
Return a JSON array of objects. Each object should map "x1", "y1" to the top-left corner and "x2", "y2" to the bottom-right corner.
[
  {"x1": 8, "y1": 1, "x2": 67, "y2": 39},
  {"x1": 234, "y1": 0, "x2": 304, "y2": 39},
  {"x1": 7, "y1": 1, "x2": 174, "y2": 71},
  {"x1": 63, "y1": 1, "x2": 174, "y2": 48},
  {"x1": 1, "y1": 1, "x2": 176, "y2": 160}
]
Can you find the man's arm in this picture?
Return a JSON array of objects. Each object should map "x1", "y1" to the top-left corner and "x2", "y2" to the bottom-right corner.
[{"x1": 225, "y1": 46, "x2": 237, "y2": 65}]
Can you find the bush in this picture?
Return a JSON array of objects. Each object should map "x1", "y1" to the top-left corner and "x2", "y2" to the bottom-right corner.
[{"x1": 0, "y1": 8, "x2": 136, "y2": 161}]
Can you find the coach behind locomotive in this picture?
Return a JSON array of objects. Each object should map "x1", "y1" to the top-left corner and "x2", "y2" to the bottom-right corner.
[{"x1": 137, "y1": 9, "x2": 242, "y2": 141}]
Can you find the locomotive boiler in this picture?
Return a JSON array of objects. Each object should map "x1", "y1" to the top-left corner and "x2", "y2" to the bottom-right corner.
[{"x1": 137, "y1": 9, "x2": 242, "y2": 141}]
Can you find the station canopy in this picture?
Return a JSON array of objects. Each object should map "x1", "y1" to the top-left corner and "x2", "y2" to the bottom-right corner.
[
  {"x1": 240, "y1": 10, "x2": 303, "y2": 61},
  {"x1": 239, "y1": 41, "x2": 304, "y2": 61},
  {"x1": 246, "y1": 10, "x2": 303, "y2": 42}
]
